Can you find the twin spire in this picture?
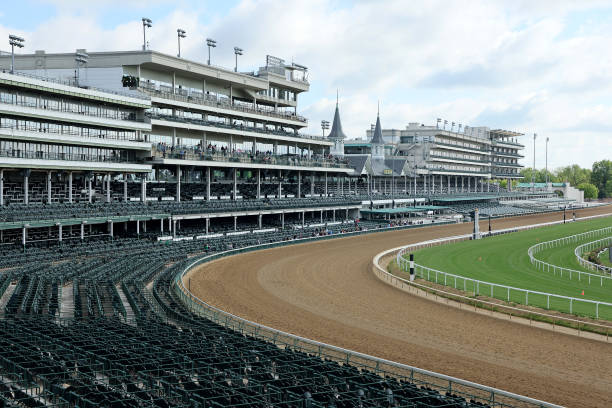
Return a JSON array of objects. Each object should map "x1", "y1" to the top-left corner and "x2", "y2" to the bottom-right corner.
[
  {"x1": 327, "y1": 89, "x2": 346, "y2": 140},
  {"x1": 327, "y1": 91, "x2": 383, "y2": 145}
]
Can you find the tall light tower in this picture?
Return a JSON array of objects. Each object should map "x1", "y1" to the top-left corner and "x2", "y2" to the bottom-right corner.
[
  {"x1": 532, "y1": 133, "x2": 537, "y2": 191},
  {"x1": 141, "y1": 18, "x2": 152, "y2": 50},
  {"x1": 233, "y1": 47, "x2": 243, "y2": 72},
  {"x1": 206, "y1": 38, "x2": 216, "y2": 65},
  {"x1": 8, "y1": 34, "x2": 25, "y2": 74},
  {"x1": 74, "y1": 52, "x2": 88, "y2": 87},
  {"x1": 436, "y1": 118, "x2": 441, "y2": 129},
  {"x1": 176, "y1": 29, "x2": 186, "y2": 58},
  {"x1": 321, "y1": 120, "x2": 330, "y2": 137},
  {"x1": 545, "y1": 136, "x2": 549, "y2": 184}
]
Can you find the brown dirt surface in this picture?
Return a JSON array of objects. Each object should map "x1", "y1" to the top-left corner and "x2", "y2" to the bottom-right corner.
[{"x1": 188, "y1": 206, "x2": 612, "y2": 407}]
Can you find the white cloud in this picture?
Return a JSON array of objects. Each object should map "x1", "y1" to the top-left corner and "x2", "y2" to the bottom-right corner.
[{"x1": 1, "y1": 0, "x2": 611, "y2": 169}]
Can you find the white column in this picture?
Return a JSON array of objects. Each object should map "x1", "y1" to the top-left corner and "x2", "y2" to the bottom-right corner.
[
  {"x1": 136, "y1": 220, "x2": 140, "y2": 236},
  {"x1": 233, "y1": 216, "x2": 237, "y2": 231},
  {"x1": 278, "y1": 170, "x2": 282, "y2": 198},
  {"x1": 106, "y1": 173, "x2": 111, "y2": 203},
  {"x1": 302, "y1": 211, "x2": 305, "y2": 227},
  {"x1": 256, "y1": 169, "x2": 261, "y2": 199},
  {"x1": 324, "y1": 172, "x2": 328, "y2": 196},
  {"x1": 47, "y1": 171, "x2": 52, "y2": 203},
  {"x1": 109, "y1": 221, "x2": 114, "y2": 237},
  {"x1": 311, "y1": 173, "x2": 315, "y2": 196},
  {"x1": 81, "y1": 223, "x2": 85, "y2": 240},
  {"x1": 297, "y1": 171, "x2": 301, "y2": 198},
  {"x1": 205, "y1": 217, "x2": 209, "y2": 234},
  {"x1": 206, "y1": 167, "x2": 211, "y2": 200},
  {"x1": 123, "y1": 176, "x2": 128, "y2": 202},
  {"x1": 68, "y1": 172, "x2": 73, "y2": 203},
  {"x1": 281, "y1": 212, "x2": 285, "y2": 229},
  {"x1": 88, "y1": 177, "x2": 92, "y2": 203},
  {"x1": 176, "y1": 165, "x2": 181, "y2": 202},
  {"x1": 141, "y1": 177, "x2": 146, "y2": 202},
  {"x1": 233, "y1": 168, "x2": 237, "y2": 200},
  {"x1": 58, "y1": 224, "x2": 62, "y2": 243},
  {"x1": 24, "y1": 172, "x2": 29, "y2": 205},
  {"x1": 160, "y1": 218, "x2": 164, "y2": 234},
  {"x1": 258, "y1": 214, "x2": 262, "y2": 229},
  {"x1": 0, "y1": 169, "x2": 4, "y2": 206},
  {"x1": 22, "y1": 227, "x2": 26, "y2": 248}
]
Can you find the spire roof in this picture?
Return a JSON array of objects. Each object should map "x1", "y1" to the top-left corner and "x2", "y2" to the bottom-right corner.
[
  {"x1": 327, "y1": 91, "x2": 346, "y2": 140},
  {"x1": 370, "y1": 104, "x2": 384, "y2": 145}
]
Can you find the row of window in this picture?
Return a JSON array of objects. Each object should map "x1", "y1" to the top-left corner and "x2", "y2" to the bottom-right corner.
[
  {"x1": 0, "y1": 117, "x2": 141, "y2": 141},
  {"x1": 0, "y1": 140, "x2": 134, "y2": 161},
  {"x1": 0, "y1": 89, "x2": 139, "y2": 121}
]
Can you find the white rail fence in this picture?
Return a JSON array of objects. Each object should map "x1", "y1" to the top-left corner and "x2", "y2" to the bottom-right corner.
[
  {"x1": 575, "y1": 236, "x2": 612, "y2": 274},
  {"x1": 397, "y1": 213, "x2": 612, "y2": 320},
  {"x1": 528, "y1": 226, "x2": 612, "y2": 284}
]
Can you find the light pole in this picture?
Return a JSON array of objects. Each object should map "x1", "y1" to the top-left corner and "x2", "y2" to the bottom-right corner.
[
  {"x1": 321, "y1": 120, "x2": 330, "y2": 137},
  {"x1": 142, "y1": 18, "x2": 152, "y2": 50},
  {"x1": 545, "y1": 136, "x2": 549, "y2": 185},
  {"x1": 177, "y1": 29, "x2": 186, "y2": 58},
  {"x1": 206, "y1": 38, "x2": 216, "y2": 65},
  {"x1": 8, "y1": 34, "x2": 25, "y2": 74},
  {"x1": 74, "y1": 52, "x2": 88, "y2": 87},
  {"x1": 532, "y1": 133, "x2": 537, "y2": 191},
  {"x1": 436, "y1": 118, "x2": 441, "y2": 129},
  {"x1": 233, "y1": 47, "x2": 243, "y2": 72},
  {"x1": 443, "y1": 120, "x2": 448, "y2": 130}
]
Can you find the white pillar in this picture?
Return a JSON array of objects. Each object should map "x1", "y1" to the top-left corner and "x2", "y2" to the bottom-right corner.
[
  {"x1": 68, "y1": 172, "x2": 73, "y2": 203},
  {"x1": 205, "y1": 217, "x2": 209, "y2": 234},
  {"x1": 106, "y1": 173, "x2": 111, "y2": 203},
  {"x1": 206, "y1": 167, "x2": 211, "y2": 200},
  {"x1": 233, "y1": 168, "x2": 237, "y2": 200},
  {"x1": 24, "y1": 173, "x2": 29, "y2": 205},
  {"x1": 258, "y1": 214, "x2": 262, "y2": 229},
  {"x1": 47, "y1": 171, "x2": 52, "y2": 203},
  {"x1": 176, "y1": 165, "x2": 181, "y2": 202},
  {"x1": 22, "y1": 227, "x2": 26, "y2": 248},
  {"x1": 136, "y1": 220, "x2": 140, "y2": 236},
  {"x1": 256, "y1": 169, "x2": 261, "y2": 199},
  {"x1": 278, "y1": 170, "x2": 282, "y2": 198},
  {"x1": 234, "y1": 216, "x2": 237, "y2": 231},
  {"x1": 88, "y1": 177, "x2": 92, "y2": 203},
  {"x1": 160, "y1": 218, "x2": 164, "y2": 234},
  {"x1": 58, "y1": 224, "x2": 62, "y2": 243},
  {"x1": 0, "y1": 169, "x2": 4, "y2": 206},
  {"x1": 297, "y1": 171, "x2": 301, "y2": 198},
  {"x1": 81, "y1": 223, "x2": 85, "y2": 240},
  {"x1": 324, "y1": 172, "x2": 328, "y2": 196},
  {"x1": 109, "y1": 221, "x2": 114, "y2": 237},
  {"x1": 141, "y1": 177, "x2": 146, "y2": 202},
  {"x1": 123, "y1": 177, "x2": 128, "y2": 202},
  {"x1": 281, "y1": 212, "x2": 285, "y2": 229},
  {"x1": 311, "y1": 173, "x2": 315, "y2": 196}
]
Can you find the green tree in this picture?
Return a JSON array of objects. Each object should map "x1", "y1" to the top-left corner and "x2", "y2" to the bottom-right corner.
[
  {"x1": 577, "y1": 183, "x2": 599, "y2": 199},
  {"x1": 591, "y1": 160, "x2": 612, "y2": 198},
  {"x1": 554, "y1": 164, "x2": 591, "y2": 186}
]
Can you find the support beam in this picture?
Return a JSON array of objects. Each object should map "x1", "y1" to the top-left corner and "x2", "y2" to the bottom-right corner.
[
  {"x1": 324, "y1": 172, "x2": 328, "y2": 196},
  {"x1": 22, "y1": 227, "x2": 26, "y2": 248},
  {"x1": 58, "y1": 224, "x2": 62, "y2": 243},
  {"x1": 281, "y1": 212, "x2": 285, "y2": 229},
  {"x1": 256, "y1": 169, "x2": 261, "y2": 199},
  {"x1": 68, "y1": 172, "x2": 73, "y2": 203},
  {"x1": 160, "y1": 218, "x2": 164, "y2": 234},
  {"x1": 233, "y1": 216, "x2": 237, "y2": 231},
  {"x1": 278, "y1": 170, "x2": 282, "y2": 198},
  {"x1": 297, "y1": 171, "x2": 301, "y2": 198},
  {"x1": 109, "y1": 221, "x2": 114, "y2": 238},
  {"x1": 310, "y1": 173, "x2": 314, "y2": 196},
  {"x1": 24, "y1": 172, "x2": 29, "y2": 205},
  {"x1": 106, "y1": 173, "x2": 111, "y2": 203},
  {"x1": 0, "y1": 169, "x2": 3, "y2": 206},
  {"x1": 233, "y1": 168, "x2": 237, "y2": 200},
  {"x1": 123, "y1": 176, "x2": 128, "y2": 202},
  {"x1": 141, "y1": 177, "x2": 146, "y2": 202},
  {"x1": 206, "y1": 167, "x2": 211, "y2": 200},
  {"x1": 136, "y1": 220, "x2": 140, "y2": 236},
  {"x1": 81, "y1": 223, "x2": 85, "y2": 240},
  {"x1": 88, "y1": 177, "x2": 92, "y2": 203},
  {"x1": 205, "y1": 217, "x2": 209, "y2": 234},
  {"x1": 258, "y1": 214, "x2": 262, "y2": 229},
  {"x1": 47, "y1": 171, "x2": 52, "y2": 203},
  {"x1": 176, "y1": 165, "x2": 181, "y2": 202}
]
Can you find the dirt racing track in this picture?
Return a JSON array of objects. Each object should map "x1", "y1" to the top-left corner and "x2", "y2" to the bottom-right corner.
[{"x1": 187, "y1": 206, "x2": 612, "y2": 408}]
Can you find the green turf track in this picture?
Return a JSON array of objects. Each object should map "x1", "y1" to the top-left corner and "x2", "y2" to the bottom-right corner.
[
  {"x1": 598, "y1": 248, "x2": 612, "y2": 268},
  {"x1": 408, "y1": 216, "x2": 612, "y2": 320}
]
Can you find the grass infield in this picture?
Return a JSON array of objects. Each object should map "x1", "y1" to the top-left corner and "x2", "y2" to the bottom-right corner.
[{"x1": 407, "y1": 216, "x2": 612, "y2": 319}]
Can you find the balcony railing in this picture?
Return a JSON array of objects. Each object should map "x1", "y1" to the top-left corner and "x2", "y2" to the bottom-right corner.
[
  {"x1": 2, "y1": 70, "x2": 149, "y2": 100},
  {"x1": 491, "y1": 161, "x2": 522, "y2": 167},
  {"x1": 0, "y1": 97, "x2": 144, "y2": 123},
  {"x1": 425, "y1": 166, "x2": 490, "y2": 175},
  {"x1": 140, "y1": 85, "x2": 307, "y2": 123},
  {"x1": 492, "y1": 139, "x2": 524, "y2": 148},
  {"x1": 428, "y1": 153, "x2": 491, "y2": 164},
  {"x1": 148, "y1": 112, "x2": 326, "y2": 142},
  {"x1": 150, "y1": 145, "x2": 349, "y2": 169},
  {"x1": 0, "y1": 148, "x2": 131, "y2": 163},
  {"x1": 433, "y1": 140, "x2": 490, "y2": 153},
  {"x1": 0, "y1": 123, "x2": 146, "y2": 143}
]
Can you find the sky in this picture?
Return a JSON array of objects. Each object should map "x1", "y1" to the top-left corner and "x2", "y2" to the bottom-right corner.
[{"x1": 0, "y1": 0, "x2": 611, "y2": 170}]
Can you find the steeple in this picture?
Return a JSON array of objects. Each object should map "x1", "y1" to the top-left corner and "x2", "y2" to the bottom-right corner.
[
  {"x1": 327, "y1": 90, "x2": 346, "y2": 141},
  {"x1": 370, "y1": 102, "x2": 384, "y2": 145}
]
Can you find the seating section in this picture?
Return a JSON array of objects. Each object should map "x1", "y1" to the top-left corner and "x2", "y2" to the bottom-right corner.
[{"x1": 0, "y1": 224, "x2": 493, "y2": 407}]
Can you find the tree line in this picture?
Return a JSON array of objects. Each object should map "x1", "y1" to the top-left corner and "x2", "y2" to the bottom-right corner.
[{"x1": 517, "y1": 160, "x2": 612, "y2": 199}]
